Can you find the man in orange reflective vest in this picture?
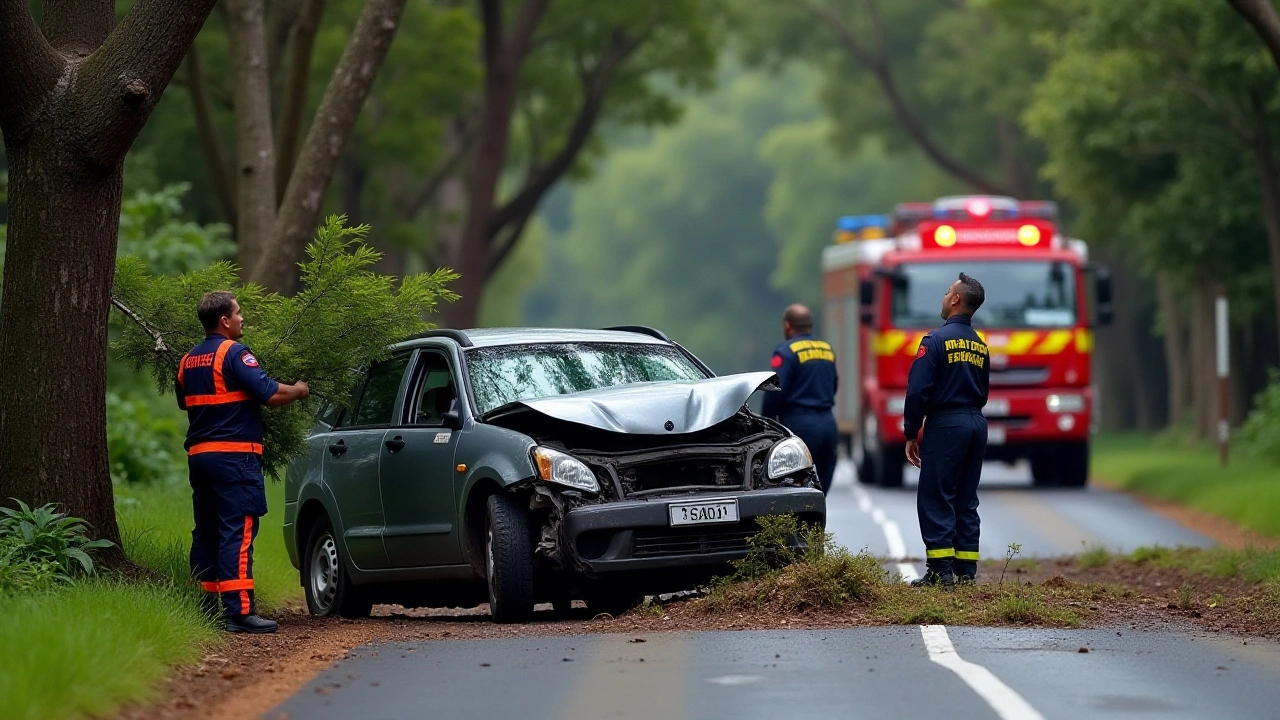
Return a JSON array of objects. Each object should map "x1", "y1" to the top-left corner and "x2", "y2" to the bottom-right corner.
[{"x1": 178, "y1": 291, "x2": 309, "y2": 633}]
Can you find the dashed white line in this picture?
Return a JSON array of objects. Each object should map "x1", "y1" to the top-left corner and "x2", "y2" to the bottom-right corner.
[
  {"x1": 920, "y1": 625, "x2": 1046, "y2": 720},
  {"x1": 850, "y1": 482, "x2": 919, "y2": 580}
]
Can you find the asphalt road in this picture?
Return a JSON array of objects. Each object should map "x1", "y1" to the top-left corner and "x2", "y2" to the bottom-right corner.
[
  {"x1": 273, "y1": 627, "x2": 1280, "y2": 720},
  {"x1": 824, "y1": 457, "x2": 1213, "y2": 581}
]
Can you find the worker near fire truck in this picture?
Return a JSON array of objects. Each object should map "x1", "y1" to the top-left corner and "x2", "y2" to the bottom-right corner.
[
  {"x1": 177, "y1": 291, "x2": 309, "y2": 633},
  {"x1": 762, "y1": 304, "x2": 839, "y2": 494},
  {"x1": 903, "y1": 273, "x2": 989, "y2": 587}
]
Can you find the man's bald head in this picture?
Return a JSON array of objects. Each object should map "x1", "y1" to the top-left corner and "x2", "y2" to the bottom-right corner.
[{"x1": 783, "y1": 304, "x2": 812, "y2": 338}]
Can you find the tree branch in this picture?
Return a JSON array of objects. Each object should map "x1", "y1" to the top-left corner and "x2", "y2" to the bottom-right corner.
[
  {"x1": 0, "y1": 1, "x2": 66, "y2": 137},
  {"x1": 186, "y1": 45, "x2": 238, "y2": 225},
  {"x1": 227, "y1": 0, "x2": 279, "y2": 268},
  {"x1": 110, "y1": 296, "x2": 174, "y2": 355},
  {"x1": 40, "y1": 0, "x2": 114, "y2": 57},
  {"x1": 800, "y1": 0, "x2": 1012, "y2": 196},
  {"x1": 75, "y1": 0, "x2": 222, "y2": 165},
  {"x1": 479, "y1": 0, "x2": 504, "y2": 70},
  {"x1": 1228, "y1": 0, "x2": 1280, "y2": 74},
  {"x1": 401, "y1": 122, "x2": 475, "y2": 221},
  {"x1": 254, "y1": 0, "x2": 409, "y2": 292},
  {"x1": 267, "y1": 0, "x2": 304, "y2": 78},
  {"x1": 503, "y1": 0, "x2": 551, "y2": 71},
  {"x1": 275, "y1": 0, "x2": 327, "y2": 202}
]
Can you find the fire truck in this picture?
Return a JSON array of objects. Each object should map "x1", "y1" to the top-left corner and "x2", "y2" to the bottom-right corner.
[{"x1": 820, "y1": 196, "x2": 1113, "y2": 487}]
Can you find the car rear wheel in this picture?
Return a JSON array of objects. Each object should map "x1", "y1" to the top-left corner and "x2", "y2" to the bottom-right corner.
[
  {"x1": 304, "y1": 518, "x2": 372, "y2": 618},
  {"x1": 876, "y1": 443, "x2": 906, "y2": 487},
  {"x1": 486, "y1": 494, "x2": 535, "y2": 623}
]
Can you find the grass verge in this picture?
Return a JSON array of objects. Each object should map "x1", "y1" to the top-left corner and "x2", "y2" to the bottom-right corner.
[
  {"x1": 1092, "y1": 433, "x2": 1280, "y2": 537},
  {"x1": 0, "y1": 580, "x2": 219, "y2": 720}
]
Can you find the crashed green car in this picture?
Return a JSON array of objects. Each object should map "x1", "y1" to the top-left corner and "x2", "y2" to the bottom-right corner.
[{"x1": 283, "y1": 327, "x2": 826, "y2": 622}]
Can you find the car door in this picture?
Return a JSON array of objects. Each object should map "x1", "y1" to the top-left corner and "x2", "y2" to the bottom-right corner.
[
  {"x1": 322, "y1": 354, "x2": 411, "y2": 571},
  {"x1": 378, "y1": 348, "x2": 466, "y2": 567}
]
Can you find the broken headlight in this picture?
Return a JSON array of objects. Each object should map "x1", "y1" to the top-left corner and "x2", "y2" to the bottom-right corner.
[
  {"x1": 767, "y1": 437, "x2": 814, "y2": 479},
  {"x1": 532, "y1": 447, "x2": 600, "y2": 493}
]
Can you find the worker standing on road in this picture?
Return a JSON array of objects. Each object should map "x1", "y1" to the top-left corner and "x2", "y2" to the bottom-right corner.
[
  {"x1": 177, "y1": 291, "x2": 309, "y2": 633},
  {"x1": 903, "y1": 273, "x2": 989, "y2": 587},
  {"x1": 762, "y1": 304, "x2": 840, "y2": 495}
]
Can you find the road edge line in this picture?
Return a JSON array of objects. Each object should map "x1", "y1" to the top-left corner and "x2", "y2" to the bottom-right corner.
[{"x1": 920, "y1": 625, "x2": 1046, "y2": 720}]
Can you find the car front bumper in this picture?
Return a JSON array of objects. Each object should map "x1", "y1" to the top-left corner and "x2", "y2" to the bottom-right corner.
[{"x1": 560, "y1": 487, "x2": 826, "y2": 575}]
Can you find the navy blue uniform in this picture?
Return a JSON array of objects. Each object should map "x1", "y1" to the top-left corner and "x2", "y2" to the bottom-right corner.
[
  {"x1": 761, "y1": 333, "x2": 839, "y2": 494},
  {"x1": 177, "y1": 334, "x2": 279, "y2": 617},
  {"x1": 904, "y1": 315, "x2": 989, "y2": 578}
]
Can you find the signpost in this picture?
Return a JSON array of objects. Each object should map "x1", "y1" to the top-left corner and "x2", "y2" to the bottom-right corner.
[{"x1": 1216, "y1": 288, "x2": 1230, "y2": 468}]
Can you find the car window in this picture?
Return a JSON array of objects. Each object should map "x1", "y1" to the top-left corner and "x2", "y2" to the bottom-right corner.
[
  {"x1": 349, "y1": 355, "x2": 410, "y2": 427},
  {"x1": 465, "y1": 342, "x2": 706, "y2": 415},
  {"x1": 315, "y1": 399, "x2": 343, "y2": 429},
  {"x1": 407, "y1": 352, "x2": 458, "y2": 426}
]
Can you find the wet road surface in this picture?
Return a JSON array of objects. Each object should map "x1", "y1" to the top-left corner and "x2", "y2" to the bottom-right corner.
[{"x1": 272, "y1": 627, "x2": 1280, "y2": 720}]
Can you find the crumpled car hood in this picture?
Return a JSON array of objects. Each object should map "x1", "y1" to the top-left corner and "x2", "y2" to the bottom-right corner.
[{"x1": 481, "y1": 371, "x2": 779, "y2": 435}]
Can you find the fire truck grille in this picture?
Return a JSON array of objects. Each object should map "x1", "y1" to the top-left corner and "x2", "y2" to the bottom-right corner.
[{"x1": 990, "y1": 367, "x2": 1050, "y2": 385}]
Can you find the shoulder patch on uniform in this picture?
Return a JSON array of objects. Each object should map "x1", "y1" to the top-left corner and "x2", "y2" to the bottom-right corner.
[
  {"x1": 240, "y1": 351, "x2": 259, "y2": 368},
  {"x1": 770, "y1": 354, "x2": 783, "y2": 369},
  {"x1": 915, "y1": 344, "x2": 928, "y2": 359}
]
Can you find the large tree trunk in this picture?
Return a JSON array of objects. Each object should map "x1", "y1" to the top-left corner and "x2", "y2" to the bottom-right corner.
[
  {"x1": 1249, "y1": 98, "x2": 1280, "y2": 350},
  {"x1": 0, "y1": 0, "x2": 219, "y2": 550},
  {"x1": 227, "y1": 0, "x2": 279, "y2": 274},
  {"x1": 1, "y1": 144, "x2": 124, "y2": 544},
  {"x1": 1189, "y1": 275, "x2": 1217, "y2": 440},
  {"x1": 1156, "y1": 271, "x2": 1189, "y2": 427}
]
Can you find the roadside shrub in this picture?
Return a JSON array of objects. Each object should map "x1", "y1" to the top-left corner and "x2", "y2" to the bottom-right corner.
[
  {"x1": 1239, "y1": 369, "x2": 1280, "y2": 464},
  {"x1": 106, "y1": 391, "x2": 186, "y2": 485},
  {"x1": 0, "y1": 500, "x2": 115, "y2": 586},
  {"x1": 1077, "y1": 544, "x2": 1110, "y2": 570}
]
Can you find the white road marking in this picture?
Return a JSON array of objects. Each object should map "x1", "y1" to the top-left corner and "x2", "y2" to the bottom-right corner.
[
  {"x1": 896, "y1": 563, "x2": 919, "y2": 582},
  {"x1": 920, "y1": 625, "x2": 1046, "y2": 720},
  {"x1": 852, "y1": 484, "x2": 911, "y2": 561},
  {"x1": 706, "y1": 674, "x2": 763, "y2": 686}
]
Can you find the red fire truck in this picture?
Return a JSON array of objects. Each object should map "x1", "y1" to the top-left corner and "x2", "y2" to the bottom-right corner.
[{"x1": 820, "y1": 196, "x2": 1113, "y2": 487}]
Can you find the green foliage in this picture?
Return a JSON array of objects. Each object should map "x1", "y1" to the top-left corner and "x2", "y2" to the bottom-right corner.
[
  {"x1": 1239, "y1": 369, "x2": 1280, "y2": 463},
  {"x1": 1077, "y1": 543, "x2": 1110, "y2": 570},
  {"x1": 117, "y1": 183, "x2": 234, "y2": 275},
  {"x1": 111, "y1": 215, "x2": 458, "y2": 476},
  {"x1": 105, "y1": 391, "x2": 186, "y2": 485},
  {"x1": 0, "y1": 501, "x2": 116, "y2": 586},
  {"x1": 0, "y1": 581, "x2": 218, "y2": 720}
]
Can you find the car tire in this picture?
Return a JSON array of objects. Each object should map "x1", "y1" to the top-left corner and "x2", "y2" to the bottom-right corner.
[
  {"x1": 1030, "y1": 452, "x2": 1058, "y2": 487},
  {"x1": 877, "y1": 444, "x2": 905, "y2": 487},
  {"x1": 486, "y1": 494, "x2": 535, "y2": 624},
  {"x1": 304, "y1": 517, "x2": 373, "y2": 619},
  {"x1": 582, "y1": 584, "x2": 643, "y2": 617}
]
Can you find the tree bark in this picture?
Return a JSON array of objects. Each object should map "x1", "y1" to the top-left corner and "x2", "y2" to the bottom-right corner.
[
  {"x1": 0, "y1": 0, "x2": 219, "y2": 547},
  {"x1": 1229, "y1": 0, "x2": 1280, "y2": 74},
  {"x1": 275, "y1": 0, "x2": 327, "y2": 202},
  {"x1": 251, "y1": 0, "x2": 409, "y2": 293},
  {"x1": 186, "y1": 45, "x2": 237, "y2": 226},
  {"x1": 1189, "y1": 274, "x2": 1218, "y2": 440},
  {"x1": 227, "y1": 0, "x2": 279, "y2": 275},
  {"x1": 1156, "y1": 271, "x2": 1189, "y2": 427}
]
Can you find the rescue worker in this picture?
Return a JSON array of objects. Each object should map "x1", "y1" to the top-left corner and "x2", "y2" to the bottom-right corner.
[
  {"x1": 178, "y1": 291, "x2": 309, "y2": 633},
  {"x1": 903, "y1": 273, "x2": 989, "y2": 587},
  {"x1": 761, "y1": 304, "x2": 839, "y2": 495}
]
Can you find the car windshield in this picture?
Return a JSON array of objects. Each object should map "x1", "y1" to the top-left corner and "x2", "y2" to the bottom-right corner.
[
  {"x1": 466, "y1": 342, "x2": 708, "y2": 415},
  {"x1": 890, "y1": 260, "x2": 1078, "y2": 328}
]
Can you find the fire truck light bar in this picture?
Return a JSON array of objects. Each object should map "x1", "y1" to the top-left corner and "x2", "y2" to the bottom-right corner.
[
  {"x1": 892, "y1": 196, "x2": 1060, "y2": 233},
  {"x1": 834, "y1": 214, "x2": 890, "y2": 243},
  {"x1": 919, "y1": 219, "x2": 1055, "y2": 250}
]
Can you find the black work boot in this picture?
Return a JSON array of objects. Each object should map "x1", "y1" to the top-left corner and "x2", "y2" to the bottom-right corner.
[
  {"x1": 910, "y1": 558, "x2": 955, "y2": 588},
  {"x1": 954, "y1": 561, "x2": 977, "y2": 585},
  {"x1": 225, "y1": 614, "x2": 279, "y2": 634}
]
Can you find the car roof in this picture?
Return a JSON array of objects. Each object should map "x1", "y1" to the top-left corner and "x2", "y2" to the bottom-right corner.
[{"x1": 393, "y1": 327, "x2": 671, "y2": 351}]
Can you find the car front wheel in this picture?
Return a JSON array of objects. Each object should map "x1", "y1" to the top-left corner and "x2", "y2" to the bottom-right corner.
[
  {"x1": 486, "y1": 494, "x2": 535, "y2": 623},
  {"x1": 304, "y1": 517, "x2": 372, "y2": 619}
]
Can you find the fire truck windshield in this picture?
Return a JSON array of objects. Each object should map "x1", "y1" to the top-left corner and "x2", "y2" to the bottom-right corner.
[{"x1": 889, "y1": 260, "x2": 1077, "y2": 329}]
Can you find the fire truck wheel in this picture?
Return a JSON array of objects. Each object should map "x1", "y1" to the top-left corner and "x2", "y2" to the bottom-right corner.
[
  {"x1": 877, "y1": 444, "x2": 906, "y2": 487},
  {"x1": 1030, "y1": 453, "x2": 1059, "y2": 487},
  {"x1": 1060, "y1": 442, "x2": 1089, "y2": 488}
]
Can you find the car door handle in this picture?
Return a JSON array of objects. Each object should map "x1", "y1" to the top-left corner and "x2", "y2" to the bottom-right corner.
[
  {"x1": 384, "y1": 436, "x2": 405, "y2": 452},
  {"x1": 328, "y1": 440, "x2": 347, "y2": 456}
]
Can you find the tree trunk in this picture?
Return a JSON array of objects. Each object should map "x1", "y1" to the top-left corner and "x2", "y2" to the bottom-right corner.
[
  {"x1": 995, "y1": 117, "x2": 1030, "y2": 199},
  {"x1": 1189, "y1": 275, "x2": 1217, "y2": 440},
  {"x1": 0, "y1": 142, "x2": 124, "y2": 545},
  {"x1": 1249, "y1": 100, "x2": 1280, "y2": 351},
  {"x1": 1156, "y1": 271, "x2": 1189, "y2": 427},
  {"x1": 227, "y1": 0, "x2": 279, "y2": 275},
  {"x1": 275, "y1": 0, "x2": 326, "y2": 202}
]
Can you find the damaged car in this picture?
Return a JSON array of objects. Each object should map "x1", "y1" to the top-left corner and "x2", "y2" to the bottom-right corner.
[{"x1": 283, "y1": 327, "x2": 826, "y2": 622}]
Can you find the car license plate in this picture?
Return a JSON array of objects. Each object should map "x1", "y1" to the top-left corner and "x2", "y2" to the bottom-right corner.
[
  {"x1": 983, "y1": 399, "x2": 1010, "y2": 417},
  {"x1": 669, "y1": 499, "x2": 739, "y2": 526},
  {"x1": 987, "y1": 425, "x2": 1006, "y2": 445}
]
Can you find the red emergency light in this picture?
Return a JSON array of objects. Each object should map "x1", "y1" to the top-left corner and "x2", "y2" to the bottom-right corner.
[{"x1": 917, "y1": 219, "x2": 1055, "y2": 250}]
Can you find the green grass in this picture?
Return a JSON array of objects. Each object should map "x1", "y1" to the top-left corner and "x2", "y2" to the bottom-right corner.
[
  {"x1": 0, "y1": 580, "x2": 219, "y2": 720},
  {"x1": 116, "y1": 478, "x2": 301, "y2": 609},
  {"x1": 1093, "y1": 433, "x2": 1280, "y2": 537}
]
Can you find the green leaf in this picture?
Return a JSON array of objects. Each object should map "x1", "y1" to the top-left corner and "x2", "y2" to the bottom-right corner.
[{"x1": 65, "y1": 548, "x2": 94, "y2": 575}]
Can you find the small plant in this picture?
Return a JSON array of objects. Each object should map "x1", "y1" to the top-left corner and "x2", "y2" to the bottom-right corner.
[
  {"x1": 1130, "y1": 545, "x2": 1168, "y2": 564},
  {"x1": 1209, "y1": 593, "x2": 1225, "y2": 609},
  {"x1": 1001, "y1": 542, "x2": 1023, "y2": 583},
  {"x1": 1077, "y1": 543, "x2": 1110, "y2": 570},
  {"x1": 0, "y1": 499, "x2": 116, "y2": 583},
  {"x1": 1176, "y1": 586, "x2": 1196, "y2": 611}
]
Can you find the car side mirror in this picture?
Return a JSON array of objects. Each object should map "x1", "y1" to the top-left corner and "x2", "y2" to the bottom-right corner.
[
  {"x1": 1090, "y1": 263, "x2": 1114, "y2": 327},
  {"x1": 442, "y1": 398, "x2": 463, "y2": 430}
]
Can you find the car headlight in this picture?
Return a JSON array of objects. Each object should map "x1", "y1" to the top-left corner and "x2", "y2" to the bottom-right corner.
[
  {"x1": 1046, "y1": 394, "x2": 1085, "y2": 413},
  {"x1": 767, "y1": 437, "x2": 814, "y2": 479},
  {"x1": 532, "y1": 447, "x2": 599, "y2": 493},
  {"x1": 886, "y1": 396, "x2": 906, "y2": 415}
]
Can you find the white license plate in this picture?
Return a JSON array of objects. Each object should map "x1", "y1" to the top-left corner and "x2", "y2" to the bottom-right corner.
[
  {"x1": 987, "y1": 425, "x2": 1006, "y2": 445},
  {"x1": 983, "y1": 399, "x2": 1010, "y2": 417},
  {"x1": 669, "y1": 499, "x2": 740, "y2": 526}
]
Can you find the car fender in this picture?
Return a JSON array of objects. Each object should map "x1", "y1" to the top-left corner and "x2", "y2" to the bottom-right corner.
[{"x1": 452, "y1": 423, "x2": 539, "y2": 569}]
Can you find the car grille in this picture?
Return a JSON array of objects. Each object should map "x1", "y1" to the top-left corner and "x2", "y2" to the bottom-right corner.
[
  {"x1": 632, "y1": 520, "x2": 762, "y2": 558},
  {"x1": 621, "y1": 460, "x2": 745, "y2": 495}
]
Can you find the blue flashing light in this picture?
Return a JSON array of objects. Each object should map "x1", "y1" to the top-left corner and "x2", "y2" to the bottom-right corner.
[{"x1": 836, "y1": 214, "x2": 890, "y2": 231}]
